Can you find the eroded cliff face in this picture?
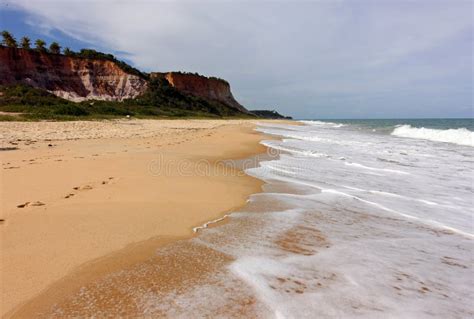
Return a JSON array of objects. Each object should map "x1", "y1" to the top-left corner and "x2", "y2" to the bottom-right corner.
[
  {"x1": 151, "y1": 72, "x2": 248, "y2": 113},
  {"x1": 0, "y1": 47, "x2": 249, "y2": 113},
  {"x1": 0, "y1": 47, "x2": 147, "y2": 102}
]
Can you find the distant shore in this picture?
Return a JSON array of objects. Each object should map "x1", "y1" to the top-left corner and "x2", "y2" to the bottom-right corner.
[{"x1": 0, "y1": 119, "x2": 288, "y2": 317}]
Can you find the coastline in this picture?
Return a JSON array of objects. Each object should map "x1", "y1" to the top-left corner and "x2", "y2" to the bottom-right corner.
[
  {"x1": 0, "y1": 119, "x2": 281, "y2": 317},
  {"x1": 3, "y1": 119, "x2": 470, "y2": 317}
]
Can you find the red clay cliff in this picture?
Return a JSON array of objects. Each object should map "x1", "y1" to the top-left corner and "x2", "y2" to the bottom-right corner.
[
  {"x1": 151, "y1": 72, "x2": 248, "y2": 113},
  {"x1": 0, "y1": 46, "x2": 249, "y2": 113},
  {"x1": 0, "y1": 46, "x2": 147, "y2": 102}
]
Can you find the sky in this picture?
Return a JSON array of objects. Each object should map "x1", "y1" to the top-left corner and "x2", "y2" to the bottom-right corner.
[{"x1": 0, "y1": 0, "x2": 472, "y2": 119}]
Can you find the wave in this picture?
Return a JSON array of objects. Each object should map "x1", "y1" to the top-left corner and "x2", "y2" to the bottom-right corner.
[
  {"x1": 345, "y1": 162, "x2": 410, "y2": 175},
  {"x1": 321, "y1": 189, "x2": 473, "y2": 238},
  {"x1": 300, "y1": 120, "x2": 345, "y2": 128},
  {"x1": 261, "y1": 141, "x2": 330, "y2": 158},
  {"x1": 391, "y1": 125, "x2": 473, "y2": 147}
]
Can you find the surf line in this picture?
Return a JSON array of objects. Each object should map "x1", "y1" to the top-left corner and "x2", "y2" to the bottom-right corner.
[{"x1": 193, "y1": 214, "x2": 230, "y2": 233}]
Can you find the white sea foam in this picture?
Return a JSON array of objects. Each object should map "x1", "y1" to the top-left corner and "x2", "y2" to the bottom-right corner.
[
  {"x1": 345, "y1": 162, "x2": 410, "y2": 175},
  {"x1": 159, "y1": 121, "x2": 473, "y2": 318},
  {"x1": 321, "y1": 188, "x2": 473, "y2": 238},
  {"x1": 143, "y1": 122, "x2": 474, "y2": 317},
  {"x1": 230, "y1": 121, "x2": 473, "y2": 317},
  {"x1": 300, "y1": 120, "x2": 346, "y2": 128},
  {"x1": 391, "y1": 125, "x2": 474, "y2": 147},
  {"x1": 261, "y1": 140, "x2": 330, "y2": 158},
  {"x1": 192, "y1": 215, "x2": 229, "y2": 233}
]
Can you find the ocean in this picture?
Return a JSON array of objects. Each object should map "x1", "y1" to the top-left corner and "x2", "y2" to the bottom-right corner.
[
  {"x1": 46, "y1": 119, "x2": 473, "y2": 318},
  {"x1": 300, "y1": 118, "x2": 474, "y2": 146},
  {"x1": 193, "y1": 118, "x2": 473, "y2": 317}
]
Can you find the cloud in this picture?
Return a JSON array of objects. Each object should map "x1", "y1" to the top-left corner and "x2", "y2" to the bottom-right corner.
[{"x1": 3, "y1": 0, "x2": 473, "y2": 118}]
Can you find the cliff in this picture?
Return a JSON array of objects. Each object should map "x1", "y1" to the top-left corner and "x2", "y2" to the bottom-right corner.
[
  {"x1": 0, "y1": 46, "x2": 250, "y2": 115},
  {"x1": 150, "y1": 72, "x2": 248, "y2": 113},
  {"x1": 0, "y1": 46, "x2": 147, "y2": 102}
]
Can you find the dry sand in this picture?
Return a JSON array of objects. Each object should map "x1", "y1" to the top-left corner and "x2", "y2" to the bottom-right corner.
[{"x1": 0, "y1": 119, "x2": 277, "y2": 317}]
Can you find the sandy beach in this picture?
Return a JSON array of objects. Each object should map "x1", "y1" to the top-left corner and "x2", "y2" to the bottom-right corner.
[{"x1": 0, "y1": 119, "x2": 275, "y2": 317}]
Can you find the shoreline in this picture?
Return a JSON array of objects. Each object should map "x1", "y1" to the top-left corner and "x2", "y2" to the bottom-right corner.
[{"x1": 1, "y1": 119, "x2": 282, "y2": 317}]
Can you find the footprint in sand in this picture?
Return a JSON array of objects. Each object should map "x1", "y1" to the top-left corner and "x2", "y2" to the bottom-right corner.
[
  {"x1": 72, "y1": 185, "x2": 93, "y2": 191},
  {"x1": 17, "y1": 201, "x2": 45, "y2": 208},
  {"x1": 31, "y1": 201, "x2": 45, "y2": 206},
  {"x1": 71, "y1": 178, "x2": 114, "y2": 195},
  {"x1": 67, "y1": 185, "x2": 91, "y2": 200},
  {"x1": 102, "y1": 177, "x2": 116, "y2": 185}
]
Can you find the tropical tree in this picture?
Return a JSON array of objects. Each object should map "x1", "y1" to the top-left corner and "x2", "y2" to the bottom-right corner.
[
  {"x1": 35, "y1": 39, "x2": 47, "y2": 52},
  {"x1": 1, "y1": 30, "x2": 17, "y2": 47},
  {"x1": 20, "y1": 36, "x2": 31, "y2": 49},
  {"x1": 49, "y1": 41, "x2": 61, "y2": 54},
  {"x1": 63, "y1": 47, "x2": 74, "y2": 56}
]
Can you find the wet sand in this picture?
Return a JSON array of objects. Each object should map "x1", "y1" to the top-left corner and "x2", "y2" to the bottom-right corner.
[{"x1": 0, "y1": 119, "x2": 281, "y2": 317}]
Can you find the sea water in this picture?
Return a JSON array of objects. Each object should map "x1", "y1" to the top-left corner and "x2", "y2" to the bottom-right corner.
[
  {"x1": 190, "y1": 119, "x2": 473, "y2": 318},
  {"x1": 48, "y1": 119, "x2": 473, "y2": 318}
]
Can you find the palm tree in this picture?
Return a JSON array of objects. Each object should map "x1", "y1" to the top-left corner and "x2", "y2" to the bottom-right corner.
[
  {"x1": 20, "y1": 36, "x2": 31, "y2": 49},
  {"x1": 35, "y1": 39, "x2": 47, "y2": 52},
  {"x1": 63, "y1": 47, "x2": 74, "y2": 56},
  {"x1": 1, "y1": 30, "x2": 17, "y2": 47},
  {"x1": 49, "y1": 42, "x2": 61, "y2": 54}
]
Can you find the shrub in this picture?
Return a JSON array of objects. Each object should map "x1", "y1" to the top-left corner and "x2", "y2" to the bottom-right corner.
[{"x1": 54, "y1": 104, "x2": 89, "y2": 116}]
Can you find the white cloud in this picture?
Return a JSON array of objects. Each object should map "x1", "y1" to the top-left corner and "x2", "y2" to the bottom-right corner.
[{"x1": 5, "y1": 0, "x2": 473, "y2": 117}]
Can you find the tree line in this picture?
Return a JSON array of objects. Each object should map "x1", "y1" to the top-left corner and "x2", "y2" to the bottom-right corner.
[
  {"x1": 1, "y1": 30, "x2": 70, "y2": 55},
  {"x1": 1, "y1": 30, "x2": 147, "y2": 78}
]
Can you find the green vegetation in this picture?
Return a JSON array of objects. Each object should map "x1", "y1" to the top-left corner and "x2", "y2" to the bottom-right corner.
[
  {"x1": 251, "y1": 110, "x2": 292, "y2": 119},
  {"x1": 0, "y1": 83, "x2": 252, "y2": 121},
  {"x1": 125, "y1": 77, "x2": 244, "y2": 116},
  {"x1": 20, "y1": 37, "x2": 31, "y2": 49},
  {"x1": 1, "y1": 31, "x2": 17, "y2": 47},
  {"x1": 1, "y1": 30, "x2": 146, "y2": 79},
  {"x1": 35, "y1": 39, "x2": 47, "y2": 52},
  {"x1": 0, "y1": 30, "x2": 251, "y2": 120},
  {"x1": 49, "y1": 42, "x2": 61, "y2": 54},
  {"x1": 170, "y1": 71, "x2": 228, "y2": 84},
  {"x1": 63, "y1": 47, "x2": 73, "y2": 56}
]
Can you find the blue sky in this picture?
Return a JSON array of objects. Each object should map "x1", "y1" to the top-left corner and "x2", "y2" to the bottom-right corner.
[{"x1": 1, "y1": 0, "x2": 472, "y2": 119}]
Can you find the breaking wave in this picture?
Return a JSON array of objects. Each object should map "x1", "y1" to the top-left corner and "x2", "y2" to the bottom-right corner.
[
  {"x1": 300, "y1": 120, "x2": 345, "y2": 128},
  {"x1": 391, "y1": 125, "x2": 473, "y2": 147}
]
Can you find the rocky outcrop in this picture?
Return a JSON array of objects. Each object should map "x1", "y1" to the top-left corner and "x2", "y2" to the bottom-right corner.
[
  {"x1": 251, "y1": 110, "x2": 293, "y2": 119},
  {"x1": 150, "y1": 72, "x2": 248, "y2": 113},
  {"x1": 0, "y1": 46, "x2": 147, "y2": 102}
]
